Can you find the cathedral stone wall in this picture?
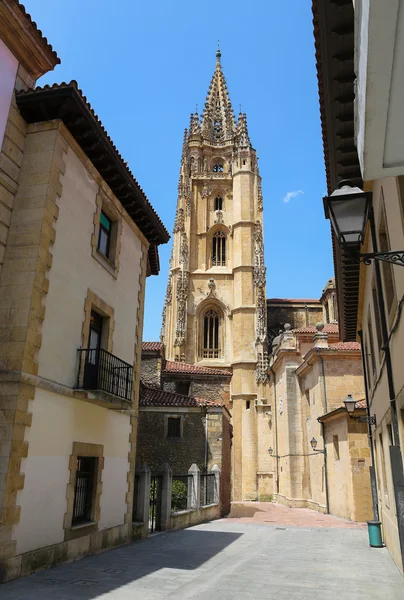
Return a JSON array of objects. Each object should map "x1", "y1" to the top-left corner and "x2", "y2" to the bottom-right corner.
[
  {"x1": 190, "y1": 380, "x2": 230, "y2": 406},
  {"x1": 267, "y1": 301, "x2": 323, "y2": 339}
]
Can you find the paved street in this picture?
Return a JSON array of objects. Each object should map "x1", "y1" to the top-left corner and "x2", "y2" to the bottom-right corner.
[{"x1": 1, "y1": 504, "x2": 402, "y2": 600}]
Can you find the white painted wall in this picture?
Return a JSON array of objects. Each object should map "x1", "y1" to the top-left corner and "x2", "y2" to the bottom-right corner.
[
  {"x1": 15, "y1": 388, "x2": 130, "y2": 555},
  {"x1": 38, "y1": 143, "x2": 142, "y2": 386},
  {"x1": 0, "y1": 38, "x2": 18, "y2": 149}
]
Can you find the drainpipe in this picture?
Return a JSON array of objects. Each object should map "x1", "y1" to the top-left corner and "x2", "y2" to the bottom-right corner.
[
  {"x1": 269, "y1": 364, "x2": 279, "y2": 495},
  {"x1": 358, "y1": 329, "x2": 379, "y2": 521},
  {"x1": 319, "y1": 355, "x2": 330, "y2": 514},
  {"x1": 204, "y1": 408, "x2": 208, "y2": 473}
]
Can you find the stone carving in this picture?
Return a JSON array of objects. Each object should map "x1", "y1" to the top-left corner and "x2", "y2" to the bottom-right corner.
[
  {"x1": 279, "y1": 396, "x2": 284, "y2": 415},
  {"x1": 214, "y1": 210, "x2": 224, "y2": 224},
  {"x1": 179, "y1": 232, "x2": 188, "y2": 264},
  {"x1": 208, "y1": 278, "x2": 216, "y2": 294},
  {"x1": 253, "y1": 221, "x2": 266, "y2": 288},
  {"x1": 256, "y1": 287, "x2": 268, "y2": 344},
  {"x1": 173, "y1": 207, "x2": 185, "y2": 233},
  {"x1": 256, "y1": 351, "x2": 269, "y2": 384},
  {"x1": 165, "y1": 276, "x2": 172, "y2": 305},
  {"x1": 257, "y1": 178, "x2": 263, "y2": 212},
  {"x1": 160, "y1": 304, "x2": 166, "y2": 342},
  {"x1": 201, "y1": 182, "x2": 210, "y2": 198},
  {"x1": 174, "y1": 271, "x2": 189, "y2": 347}
]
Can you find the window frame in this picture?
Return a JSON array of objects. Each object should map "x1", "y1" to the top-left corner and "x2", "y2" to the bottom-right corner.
[
  {"x1": 97, "y1": 211, "x2": 112, "y2": 258},
  {"x1": 72, "y1": 456, "x2": 97, "y2": 525},
  {"x1": 214, "y1": 196, "x2": 223, "y2": 211},
  {"x1": 212, "y1": 230, "x2": 226, "y2": 267},
  {"x1": 165, "y1": 415, "x2": 183, "y2": 439},
  {"x1": 91, "y1": 193, "x2": 122, "y2": 278}
]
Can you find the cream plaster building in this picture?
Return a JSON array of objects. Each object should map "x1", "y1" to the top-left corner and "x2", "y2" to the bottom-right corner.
[
  {"x1": 313, "y1": 0, "x2": 404, "y2": 573},
  {"x1": 0, "y1": 1, "x2": 168, "y2": 582},
  {"x1": 160, "y1": 49, "x2": 269, "y2": 502}
]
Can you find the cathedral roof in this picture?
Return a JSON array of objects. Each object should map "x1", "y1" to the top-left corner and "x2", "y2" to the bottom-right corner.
[
  {"x1": 164, "y1": 360, "x2": 230, "y2": 377},
  {"x1": 140, "y1": 385, "x2": 224, "y2": 409},
  {"x1": 200, "y1": 48, "x2": 237, "y2": 144}
]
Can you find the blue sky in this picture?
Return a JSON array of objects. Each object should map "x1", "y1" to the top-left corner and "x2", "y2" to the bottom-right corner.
[{"x1": 24, "y1": 0, "x2": 332, "y2": 341}]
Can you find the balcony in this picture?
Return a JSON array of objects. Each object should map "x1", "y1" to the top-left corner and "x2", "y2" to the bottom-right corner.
[{"x1": 76, "y1": 348, "x2": 133, "y2": 407}]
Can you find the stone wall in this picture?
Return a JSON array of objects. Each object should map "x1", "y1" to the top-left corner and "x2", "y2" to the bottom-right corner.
[
  {"x1": 140, "y1": 355, "x2": 161, "y2": 389},
  {"x1": 137, "y1": 410, "x2": 208, "y2": 473},
  {"x1": 267, "y1": 303, "x2": 323, "y2": 340}
]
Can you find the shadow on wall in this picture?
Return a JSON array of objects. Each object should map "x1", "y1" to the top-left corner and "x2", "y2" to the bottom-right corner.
[{"x1": 0, "y1": 529, "x2": 243, "y2": 599}]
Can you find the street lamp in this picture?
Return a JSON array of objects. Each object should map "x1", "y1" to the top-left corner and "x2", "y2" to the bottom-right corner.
[
  {"x1": 343, "y1": 393, "x2": 376, "y2": 425},
  {"x1": 323, "y1": 180, "x2": 404, "y2": 266},
  {"x1": 310, "y1": 437, "x2": 324, "y2": 453},
  {"x1": 343, "y1": 393, "x2": 356, "y2": 415}
]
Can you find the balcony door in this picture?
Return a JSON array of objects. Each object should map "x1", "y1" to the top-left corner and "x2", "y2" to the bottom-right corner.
[{"x1": 84, "y1": 311, "x2": 103, "y2": 389}]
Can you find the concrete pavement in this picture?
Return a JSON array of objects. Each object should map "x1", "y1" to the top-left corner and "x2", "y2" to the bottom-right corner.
[{"x1": 1, "y1": 507, "x2": 402, "y2": 599}]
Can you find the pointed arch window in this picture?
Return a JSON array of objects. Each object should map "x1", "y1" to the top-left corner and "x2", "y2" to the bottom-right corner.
[
  {"x1": 213, "y1": 164, "x2": 223, "y2": 173},
  {"x1": 212, "y1": 231, "x2": 226, "y2": 266},
  {"x1": 203, "y1": 309, "x2": 221, "y2": 358},
  {"x1": 214, "y1": 196, "x2": 223, "y2": 211}
]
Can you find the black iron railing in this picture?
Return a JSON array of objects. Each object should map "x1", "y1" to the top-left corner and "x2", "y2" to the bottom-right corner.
[
  {"x1": 76, "y1": 348, "x2": 133, "y2": 402},
  {"x1": 200, "y1": 473, "x2": 216, "y2": 506}
]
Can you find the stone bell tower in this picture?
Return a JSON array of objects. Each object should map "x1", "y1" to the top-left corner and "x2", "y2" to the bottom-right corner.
[{"x1": 161, "y1": 49, "x2": 269, "y2": 500}]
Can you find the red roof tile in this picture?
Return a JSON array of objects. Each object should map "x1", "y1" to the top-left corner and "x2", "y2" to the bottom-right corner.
[
  {"x1": 140, "y1": 386, "x2": 223, "y2": 408},
  {"x1": 13, "y1": 1, "x2": 60, "y2": 65},
  {"x1": 267, "y1": 298, "x2": 320, "y2": 304},
  {"x1": 355, "y1": 399, "x2": 367, "y2": 409},
  {"x1": 293, "y1": 324, "x2": 339, "y2": 334},
  {"x1": 327, "y1": 342, "x2": 361, "y2": 351},
  {"x1": 164, "y1": 360, "x2": 230, "y2": 377},
  {"x1": 142, "y1": 342, "x2": 163, "y2": 352}
]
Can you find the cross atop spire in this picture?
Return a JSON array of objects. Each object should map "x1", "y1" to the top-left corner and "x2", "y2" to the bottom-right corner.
[{"x1": 201, "y1": 48, "x2": 235, "y2": 144}]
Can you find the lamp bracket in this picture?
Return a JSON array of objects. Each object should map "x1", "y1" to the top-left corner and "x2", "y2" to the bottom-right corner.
[
  {"x1": 350, "y1": 415, "x2": 376, "y2": 426},
  {"x1": 360, "y1": 251, "x2": 404, "y2": 267}
]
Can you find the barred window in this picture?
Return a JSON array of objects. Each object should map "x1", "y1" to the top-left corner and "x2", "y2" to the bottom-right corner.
[
  {"x1": 72, "y1": 457, "x2": 96, "y2": 525},
  {"x1": 212, "y1": 231, "x2": 226, "y2": 266},
  {"x1": 215, "y1": 196, "x2": 223, "y2": 210},
  {"x1": 203, "y1": 309, "x2": 221, "y2": 358}
]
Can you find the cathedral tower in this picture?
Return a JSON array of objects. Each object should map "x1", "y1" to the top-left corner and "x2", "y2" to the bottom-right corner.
[{"x1": 161, "y1": 49, "x2": 269, "y2": 500}]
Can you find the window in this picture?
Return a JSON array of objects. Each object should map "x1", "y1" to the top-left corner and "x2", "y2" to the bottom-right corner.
[
  {"x1": 72, "y1": 456, "x2": 97, "y2": 525},
  {"x1": 176, "y1": 381, "x2": 190, "y2": 396},
  {"x1": 333, "y1": 435, "x2": 340, "y2": 460},
  {"x1": 203, "y1": 309, "x2": 221, "y2": 358},
  {"x1": 387, "y1": 423, "x2": 393, "y2": 446},
  {"x1": 246, "y1": 400, "x2": 250, "y2": 410},
  {"x1": 214, "y1": 196, "x2": 223, "y2": 211},
  {"x1": 379, "y1": 433, "x2": 388, "y2": 500},
  {"x1": 167, "y1": 417, "x2": 181, "y2": 438},
  {"x1": 89, "y1": 310, "x2": 103, "y2": 365},
  {"x1": 372, "y1": 286, "x2": 383, "y2": 353},
  {"x1": 367, "y1": 315, "x2": 376, "y2": 377},
  {"x1": 212, "y1": 231, "x2": 226, "y2": 266},
  {"x1": 213, "y1": 163, "x2": 223, "y2": 173},
  {"x1": 325, "y1": 302, "x2": 330, "y2": 324},
  {"x1": 378, "y1": 196, "x2": 396, "y2": 317},
  {"x1": 97, "y1": 211, "x2": 112, "y2": 258}
]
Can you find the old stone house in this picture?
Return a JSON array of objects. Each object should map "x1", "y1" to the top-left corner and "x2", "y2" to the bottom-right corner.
[
  {"x1": 0, "y1": 1, "x2": 168, "y2": 583},
  {"x1": 268, "y1": 320, "x2": 371, "y2": 521}
]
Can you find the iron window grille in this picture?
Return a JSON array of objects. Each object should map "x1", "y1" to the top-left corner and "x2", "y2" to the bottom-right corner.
[
  {"x1": 212, "y1": 231, "x2": 226, "y2": 266},
  {"x1": 76, "y1": 348, "x2": 133, "y2": 402},
  {"x1": 203, "y1": 309, "x2": 221, "y2": 358},
  {"x1": 200, "y1": 473, "x2": 216, "y2": 506},
  {"x1": 72, "y1": 456, "x2": 96, "y2": 524}
]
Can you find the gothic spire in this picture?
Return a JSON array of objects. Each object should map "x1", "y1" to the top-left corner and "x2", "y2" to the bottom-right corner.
[
  {"x1": 235, "y1": 112, "x2": 251, "y2": 149},
  {"x1": 201, "y1": 48, "x2": 235, "y2": 144}
]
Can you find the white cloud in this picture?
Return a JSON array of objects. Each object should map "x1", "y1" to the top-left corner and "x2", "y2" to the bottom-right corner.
[{"x1": 283, "y1": 189, "x2": 304, "y2": 204}]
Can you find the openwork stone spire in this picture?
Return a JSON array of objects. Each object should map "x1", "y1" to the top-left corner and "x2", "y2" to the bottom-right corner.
[
  {"x1": 201, "y1": 48, "x2": 235, "y2": 144},
  {"x1": 235, "y1": 112, "x2": 251, "y2": 149}
]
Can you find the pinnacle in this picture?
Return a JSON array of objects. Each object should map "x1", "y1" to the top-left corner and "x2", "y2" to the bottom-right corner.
[{"x1": 201, "y1": 49, "x2": 236, "y2": 144}]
